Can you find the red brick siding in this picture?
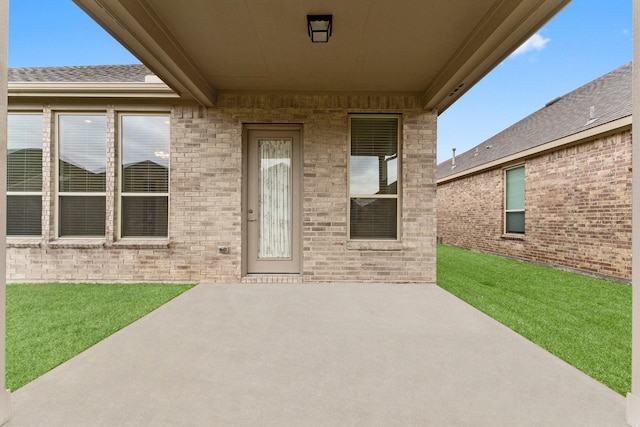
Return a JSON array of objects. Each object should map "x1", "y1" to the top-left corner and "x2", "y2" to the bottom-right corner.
[{"x1": 437, "y1": 129, "x2": 632, "y2": 281}]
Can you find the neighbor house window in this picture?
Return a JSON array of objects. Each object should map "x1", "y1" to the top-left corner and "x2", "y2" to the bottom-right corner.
[
  {"x1": 505, "y1": 165, "x2": 525, "y2": 234},
  {"x1": 349, "y1": 115, "x2": 400, "y2": 240},
  {"x1": 57, "y1": 114, "x2": 107, "y2": 237},
  {"x1": 120, "y1": 115, "x2": 169, "y2": 238},
  {"x1": 7, "y1": 114, "x2": 43, "y2": 236}
]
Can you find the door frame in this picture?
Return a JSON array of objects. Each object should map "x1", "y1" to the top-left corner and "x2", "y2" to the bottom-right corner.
[{"x1": 242, "y1": 124, "x2": 303, "y2": 276}]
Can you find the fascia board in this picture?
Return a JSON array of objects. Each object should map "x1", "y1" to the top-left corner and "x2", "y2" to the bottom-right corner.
[{"x1": 8, "y1": 82, "x2": 180, "y2": 99}]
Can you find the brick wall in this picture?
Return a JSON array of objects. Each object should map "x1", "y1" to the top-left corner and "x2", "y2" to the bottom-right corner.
[
  {"x1": 8, "y1": 94, "x2": 437, "y2": 283},
  {"x1": 437, "y1": 129, "x2": 632, "y2": 281}
]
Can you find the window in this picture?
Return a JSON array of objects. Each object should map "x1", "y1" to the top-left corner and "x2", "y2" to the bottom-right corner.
[
  {"x1": 120, "y1": 115, "x2": 169, "y2": 237},
  {"x1": 58, "y1": 114, "x2": 107, "y2": 237},
  {"x1": 505, "y1": 165, "x2": 525, "y2": 234},
  {"x1": 7, "y1": 114, "x2": 43, "y2": 236},
  {"x1": 349, "y1": 115, "x2": 400, "y2": 240}
]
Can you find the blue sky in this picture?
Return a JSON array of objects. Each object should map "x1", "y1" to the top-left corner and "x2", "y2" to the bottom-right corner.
[
  {"x1": 438, "y1": 0, "x2": 632, "y2": 163},
  {"x1": 8, "y1": 1, "x2": 632, "y2": 164},
  {"x1": 8, "y1": 1, "x2": 138, "y2": 67}
]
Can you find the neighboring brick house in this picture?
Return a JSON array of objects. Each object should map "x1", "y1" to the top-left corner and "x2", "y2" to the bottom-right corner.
[
  {"x1": 437, "y1": 63, "x2": 632, "y2": 282},
  {"x1": 6, "y1": 0, "x2": 571, "y2": 284}
]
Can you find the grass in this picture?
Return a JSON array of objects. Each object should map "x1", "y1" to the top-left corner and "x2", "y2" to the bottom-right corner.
[
  {"x1": 437, "y1": 244, "x2": 631, "y2": 395},
  {"x1": 6, "y1": 282, "x2": 194, "y2": 391}
]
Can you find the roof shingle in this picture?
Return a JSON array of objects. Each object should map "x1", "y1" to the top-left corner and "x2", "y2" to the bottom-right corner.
[{"x1": 8, "y1": 64, "x2": 152, "y2": 83}]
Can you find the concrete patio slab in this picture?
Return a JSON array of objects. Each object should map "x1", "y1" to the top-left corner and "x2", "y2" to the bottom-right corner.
[{"x1": 4, "y1": 284, "x2": 628, "y2": 426}]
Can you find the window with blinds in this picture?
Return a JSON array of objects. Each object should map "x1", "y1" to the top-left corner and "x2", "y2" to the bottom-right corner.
[
  {"x1": 505, "y1": 165, "x2": 525, "y2": 234},
  {"x1": 349, "y1": 115, "x2": 400, "y2": 240},
  {"x1": 58, "y1": 114, "x2": 107, "y2": 237},
  {"x1": 7, "y1": 114, "x2": 43, "y2": 236},
  {"x1": 120, "y1": 115, "x2": 169, "y2": 237}
]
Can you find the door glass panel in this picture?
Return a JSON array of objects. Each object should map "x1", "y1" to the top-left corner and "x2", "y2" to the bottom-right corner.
[{"x1": 258, "y1": 139, "x2": 291, "y2": 259}]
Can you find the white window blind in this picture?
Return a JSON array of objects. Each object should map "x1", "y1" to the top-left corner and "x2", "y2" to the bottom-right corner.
[
  {"x1": 7, "y1": 196, "x2": 42, "y2": 236},
  {"x1": 58, "y1": 114, "x2": 106, "y2": 237},
  {"x1": 349, "y1": 116, "x2": 400, "y2": 240},
  {"x1": 120, "y1": 115, "x2": 169, "y2": 237},
  {"x1": 59, "y1": 115, "x2": 106, "y2": 193},
  {"x1": 7, "y1": 114, "x2": 43, "y2": 236},
  {"x1": 59, "y1": 196, "x2": 107, "y2": 236}
]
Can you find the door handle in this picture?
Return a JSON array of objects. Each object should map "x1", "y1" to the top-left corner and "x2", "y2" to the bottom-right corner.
[{"x1": 248, "y1": 209, "x2": 256, "y2": 222}]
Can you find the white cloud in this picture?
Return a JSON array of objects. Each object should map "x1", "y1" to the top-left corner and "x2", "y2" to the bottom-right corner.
[{"x1": 511, "y1": 33, "x2": 550, "y2": 56}]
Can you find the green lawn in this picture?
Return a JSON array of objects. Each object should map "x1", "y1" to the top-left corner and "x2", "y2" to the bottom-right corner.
[
  {"x1": 6, "y1": 283, "x2": 194, "y2": 391},
  {"x1": 437, "y1": 244, "x2": 631, "y2": 395}
]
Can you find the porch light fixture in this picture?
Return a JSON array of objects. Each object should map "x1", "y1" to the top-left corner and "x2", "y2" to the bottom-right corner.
[{"x1": 307, "y1": 15, "x2": 332, "y2": 43}]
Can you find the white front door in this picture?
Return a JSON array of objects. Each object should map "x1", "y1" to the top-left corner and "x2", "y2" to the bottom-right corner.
[{"x1": 246, "y1": 128, "x2": 301, "y2": 274}]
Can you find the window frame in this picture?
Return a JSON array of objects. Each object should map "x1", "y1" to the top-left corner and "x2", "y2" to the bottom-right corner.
[
  {"x1": 504, "y1": 164, "x2": 525, "y2": 235},
  {"x1": 118, "y1": 113, "x2": 170, "y2": 239},
  {"x1": 55, "y1": 112, "x2": 108, "y2": 239},
  {"x1": 7, "y1": 112, "x2": 44, "y2": 237},
  {"x1": 347, "y1": 114, "x2": 402, "y2": 241}
]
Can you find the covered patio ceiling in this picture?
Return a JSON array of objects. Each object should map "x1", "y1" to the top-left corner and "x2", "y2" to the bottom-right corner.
[{"x1": 73, "y1": 0, "x2": 570, "y2": 112}]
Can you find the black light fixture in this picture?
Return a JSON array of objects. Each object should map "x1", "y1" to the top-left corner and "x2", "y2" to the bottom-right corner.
[{"x1": 307, "y1": 15, "x2": 332, "y2": 43}]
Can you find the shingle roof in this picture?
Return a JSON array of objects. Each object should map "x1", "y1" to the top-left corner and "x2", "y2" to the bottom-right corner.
[
  {"x1": 437, "y1": 62, "x2": 632, "y2": 180},
  {"x1": 8, "y1": 64, "x2": 152, "y2": 83}
]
